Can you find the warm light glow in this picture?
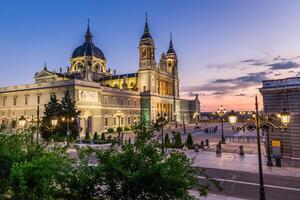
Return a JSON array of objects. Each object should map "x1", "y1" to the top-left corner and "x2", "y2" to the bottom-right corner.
[
  {"x1": 51, "y1": 117, "x2": 58, "y2": 127},
  {"x1": 280, "y1": 110, "x2": 290, "y2": 126},
  {"x1": 19, "y1": 116, "x2": 26, "y2": 127},
  {"x1": 240, "y1": 111, "x2": 246, "y2": 115},
  {"x1": 228, "y1": 110, "x2": 238, "y2": 125}
]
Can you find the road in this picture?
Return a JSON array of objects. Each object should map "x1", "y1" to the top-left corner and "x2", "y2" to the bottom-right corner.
[{"x1": 198, "y1": 167, "x2": 300, "y2": 200}]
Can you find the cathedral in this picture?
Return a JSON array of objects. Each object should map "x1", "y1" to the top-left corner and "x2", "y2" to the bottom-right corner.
[{"x1": 0, "y1": 18, "x2": 200, "y2": 136}]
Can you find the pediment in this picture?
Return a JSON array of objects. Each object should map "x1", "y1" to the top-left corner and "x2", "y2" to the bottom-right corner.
[{"x1": 35, "y1": 70, "x2": 57, "y2": 79}]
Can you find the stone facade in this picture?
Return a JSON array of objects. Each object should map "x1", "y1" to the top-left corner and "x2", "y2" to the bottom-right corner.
[
  {"x1": 260, "y1": 77, "x2": 300, "y2": 159},
  {"x1": 0, "y1": 18, "x2": 200, "y2": 137}
]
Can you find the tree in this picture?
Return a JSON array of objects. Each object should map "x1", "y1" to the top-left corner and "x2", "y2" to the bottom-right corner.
[
  {"x1": 186, "y1": 133, "x2": 194, "y2": 149},
  {"x1": 10, "y1": 151, "x2": 72, "y2": 200},
  {"x1": 41, "y1": 95, "x2": 61, "y2": 140},
  {"x1": 174, "y1": 132, "x2": 183, "y2": 148},
  {"x1": 164, "y1": 133, "x2": 171, "y2": 148},
  {"x1": 85, "y1": 129, "x2": 90, "y2": 141},
  {"x1": 93, "y1": 132, "x2": 99, "y2": 141},
  {"x1": 101, "y1": 132, "x2": 105, "y2": 141},
  {"x1": 92, "y1": 119, "x2": 218, "y2": 199},
  {"x1": 60, "y1": 91, "x2": 81, "y2": 140}
]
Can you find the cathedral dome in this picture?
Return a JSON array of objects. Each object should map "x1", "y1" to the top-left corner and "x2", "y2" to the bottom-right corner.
[
  {"x1": 71, "y1": 22, "x2": 106, "y2": 60},
  {"x1": 72, "y1": 43, "x2": 105, "y2": 60}
]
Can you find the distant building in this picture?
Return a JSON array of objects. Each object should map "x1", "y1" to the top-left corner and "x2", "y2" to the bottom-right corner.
[
  {"x1": 0, "y1": 18, "x2": 200, "y2": 136},
  {"x1": 260, "y1": 77, "x2": 300, "y2": 159}
]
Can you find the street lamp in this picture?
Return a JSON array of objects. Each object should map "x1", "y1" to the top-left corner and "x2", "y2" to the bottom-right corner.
[
  {"x1": 51, "y1": 117, "x2": 58, "y2": 127},
  {"x1": 228, "y1": 96, "x2": 290, "y2": 200},
  {"x1": 156, "y1": 113, "x2": 168, "y2": 154},
  {"x1": 19, "y1": 116, "x2": 26, "y2": 128},
  {"x1": 62, "y1": 116, "x2": 75, "y2": 146},
  {"x1": 115, "y1": 110, "x2": 123, "y2": 144},
  {"x1": 240, "y1": 111, "x2": 246, "y2": 132},
  {"x1": 182, "y1": 112, "x2": 186, "y2": 134},
  {"x1": 217, "y1": 105, "x2": 227, "y2": 144}
]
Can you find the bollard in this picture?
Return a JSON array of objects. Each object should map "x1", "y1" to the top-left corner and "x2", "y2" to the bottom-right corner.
[
  {"x1": 239, "y1": 145, "x2": 244, "y2": 156},
  {"x1": 216, "y1": 143, "x2": 221, "y2": 154},
  {"x1": 200, "y1": 141, "x2": 204, "y2": 149},
  {"x1": 195, "y1": 144, "x2": 199, "y2": 152},
  {"x1": 275, "y1": 158, "x2": 282, "y2": 167},
  {"x1": 205, "y1": 139, "x2": 209, "y2": 147}
]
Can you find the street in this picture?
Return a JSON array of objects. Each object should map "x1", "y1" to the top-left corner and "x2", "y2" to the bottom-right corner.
[{"x1": 199, "y1": 168, "x2": 300, "y2": 200}]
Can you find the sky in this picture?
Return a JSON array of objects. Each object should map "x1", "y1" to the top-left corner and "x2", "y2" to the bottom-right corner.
[{"x1": 1, "y1": 0, "x2": 300, "y2": 111}]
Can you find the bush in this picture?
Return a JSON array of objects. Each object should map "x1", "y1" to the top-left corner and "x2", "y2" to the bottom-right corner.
[
  {"x1": 186, "y1": 133, "x2": 194, "y2": 149},
  {"x1": 117, "y1": 127, "x2": 123, "y2": 132},
  {"x1": 164, "y1": 133, "x2": 171, "y2": 148},
  {"x1": 124, "y1": 126, "x2": 130, "y2": 131},
  {"x1": 174, "y1": 132, "x2": 183, "y2": 148},
  {"x1": 107, "y1": 128, "x2": 114, "y2": 133},
  {"x1": 101, "y1": 132, "x2": 105, "y2": 141},
  {"x1": 93, "y1": 132, "x2": 99, "y2": 141}
]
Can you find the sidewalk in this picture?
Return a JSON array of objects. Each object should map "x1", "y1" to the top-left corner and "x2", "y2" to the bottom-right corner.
[
  {"x1": 184, "y1": 150, "x2": 300, "y2": 178},
  {"x1": 189, "y1": 190, "x2": 246, "y2": 200}
]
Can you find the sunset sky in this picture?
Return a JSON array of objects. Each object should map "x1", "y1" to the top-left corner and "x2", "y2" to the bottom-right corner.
[{"x1": 1, "y1": 0, "x2": 300, "y2": 111}]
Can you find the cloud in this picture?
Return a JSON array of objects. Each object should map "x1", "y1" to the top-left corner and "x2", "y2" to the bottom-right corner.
[
  {"x1": 267, "y1": 61, "x2": 300, "y2": 70},
  {"x1": 181, "y1": 71, "x2": 268, "y2": 95},
  {"x1": 241, "y1": 59, "x2": 260, "y2": 63}
]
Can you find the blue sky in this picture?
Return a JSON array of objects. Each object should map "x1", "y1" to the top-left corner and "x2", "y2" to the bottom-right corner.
[{"x1": 1, "y1": 0, "x2": 300, "y2": 110}]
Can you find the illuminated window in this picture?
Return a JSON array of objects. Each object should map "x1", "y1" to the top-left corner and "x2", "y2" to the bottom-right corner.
[
  {"x1": 143, "y1": 86, "x2": 146, "y2": 92},
  {"x1": 104, "y1": 118, "x2": 108, "y2": 126},
  {"x1": 113, "y1": 118, "x2": 116, "y2": 126}
]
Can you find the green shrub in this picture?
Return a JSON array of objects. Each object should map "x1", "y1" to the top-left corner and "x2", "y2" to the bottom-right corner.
[
  {"x1": 164, "y1": 133, "x2": 171, "y2": 148},
  {"x1": 186, "y1": 133, "x2": 194, "y2": 149},
  {"x1": 101, "y1": 132, "x2": 105, "y2": 141},
  {"x1": 93, "y1": 132, "x2": 99, "y2": 141},
  {"x1": 107, "y1": 128, "x2": 114, "y2": 133},
  {"x1": 116, "y1": 127, "x2": 123, "y2": 132},
  {"x1": 174, "y1": 132, "x2": 183, "y2": 148},
  {"x1": 124, "y1": 126, "x2": 130, "y2": 131},
  {"x1": 85, "y1": 129, "x2": 90, "y2": 142}
]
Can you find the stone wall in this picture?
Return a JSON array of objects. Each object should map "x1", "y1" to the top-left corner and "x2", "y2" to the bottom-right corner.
[{"x1": 260, "y1": 81, "x2": 300, "y2": 159}]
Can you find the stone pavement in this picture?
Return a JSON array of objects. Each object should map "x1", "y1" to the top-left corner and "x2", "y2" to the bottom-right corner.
[{"x1": 184, "y1": 150, "x2": 300, "y2": 178}]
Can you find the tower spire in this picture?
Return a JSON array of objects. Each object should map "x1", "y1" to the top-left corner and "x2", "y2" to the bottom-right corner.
[
  {"x1": 85, "y1": 19, "x2": 93, "y2": 43},
  {"x1": 43, "y1": 61, "x2": 47, "y2": 70},
  {"x1": 141, "y1": 13, "x2": 152, "y2": 39},
  {"x1": 167, "y1": 32, "x2": 175, "y2": 53}
]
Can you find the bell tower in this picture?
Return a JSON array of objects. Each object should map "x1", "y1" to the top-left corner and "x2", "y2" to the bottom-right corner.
[{"x1": 139, "y1": 14, "x2": 156, "y2": 70}]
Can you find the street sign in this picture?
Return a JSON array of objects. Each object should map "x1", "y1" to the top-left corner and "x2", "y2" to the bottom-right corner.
[{"x1": 272, "y1": 140, "x2": 281, "y2": 158}]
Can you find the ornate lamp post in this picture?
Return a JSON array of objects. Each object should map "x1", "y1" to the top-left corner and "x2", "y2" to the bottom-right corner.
[
  {"x1": 62, "y1": 116, "x2": 75, "y2": 146},
  {"x1": 182, "y1": 112, "x2": 186, "y2": 134},
  {"x1": 156, "y1": 113, "x2": 168, "y2": 154},
  {"x1": 239, "y1": 111, "x2": 246, "y2": 132},
  {"x1": 51, "y1": 117, "x2": 58, "y2": 128},
  {"x1": 228, "y1": 96, "x2": 290, "y2": 200},
  {"x1": 115, "y1": 110, "x2": 123, "y2": 144},
  {"x1": 217, "y1": 105, "x2": 227, "y2": 144}
]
